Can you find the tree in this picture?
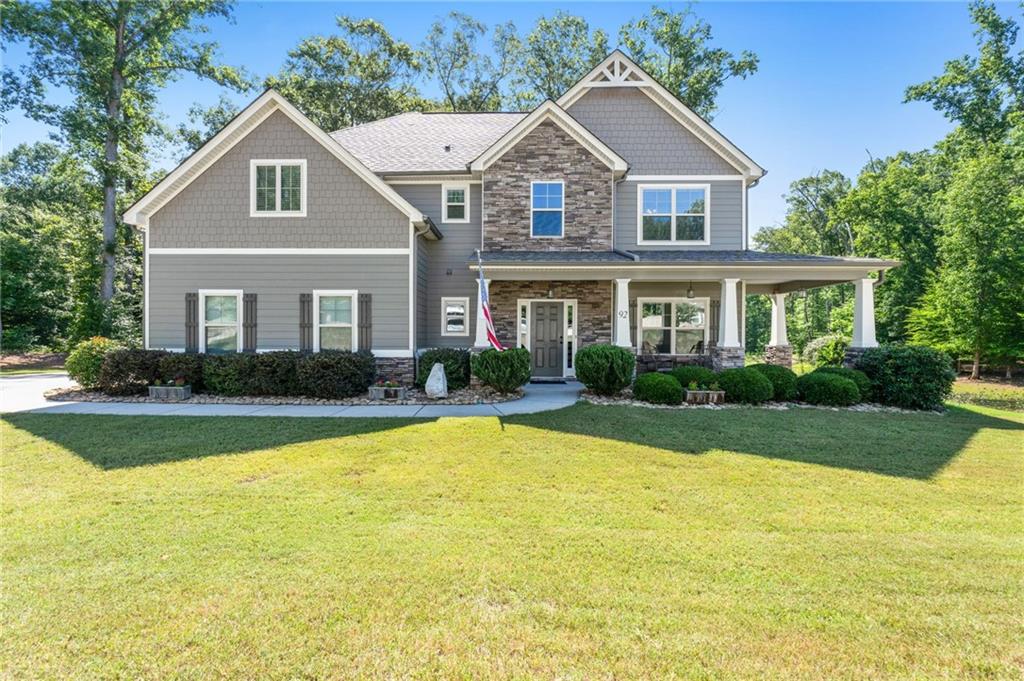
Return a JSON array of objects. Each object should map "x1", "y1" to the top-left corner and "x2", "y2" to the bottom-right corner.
[
  {"x1": 423, "y1": 12, "x2": 521, "y2": 111},
  {"x1": 266, "y1": 17, "x2": 426, "y2": 132},
  {"x1": 514, "y1": 12, "x2": 608, "y2": 107},
  {"x1": 2, "y1": 0, "x2": 249, "y2": 312},
  {"x1": 619, "y1": 5, "x2": 758, "y2": 119},
  {"x1": 174, "y1": 94, "x2": 240, "y2": 156}
]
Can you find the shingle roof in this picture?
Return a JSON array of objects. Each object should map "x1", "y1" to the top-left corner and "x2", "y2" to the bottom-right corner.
[
  {"x1": 632, "y1": 251, "x2": 892, "y2": 264},
  {"x1": 330, "y1": 112, "x2": 527, "y2": 174},
  {"x1": 474, "y1": 251, "x2": 637, "y2": 265},
  {"x1": 472, "y1": 250, "x2": 899, "y2": 268}
]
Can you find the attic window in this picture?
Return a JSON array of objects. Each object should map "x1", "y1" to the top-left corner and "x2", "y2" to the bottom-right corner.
[
  {"x1": 442, "y1": 183, "x2": 470, "y2": 223},
  {"x1": 250, "y1": 159, "x2": 307, "y2": 217}
]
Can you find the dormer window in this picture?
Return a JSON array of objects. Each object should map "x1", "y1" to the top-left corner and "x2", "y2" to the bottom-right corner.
[
  {"x1": 531, "y1": 181, "x2": 564, "y2": 238},
  {"x1": 250, "y1": 159, "x2": 307, "y2": 217},
  {"x1": 442, "y1": 183, "x2": 470, "y2": 223},
  {"x1": 638, "y1": 184, "x2": 709, "y2": 245}
]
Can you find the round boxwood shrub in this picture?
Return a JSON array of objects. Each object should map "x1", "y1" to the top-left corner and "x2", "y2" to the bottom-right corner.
[
  {"x1": 157, "y1": 353, "x2": 205, "y2": 391},
  {"x1": 97, "y1": 349, "x2": 169, "y2": 395},
  {"x1": 855, "y1": 345, "x2": 955, "y2": 410},
  {"x1": 66, "y1": 336, "x2": 123, "y2": 388},
  {"x1": 632, "y1": 372, "x2": 683, "y2": 405},
  {"x1": 574, "y1": 343, "x2": 635, "y2": 395},
  {"x1": 797, "y1": 371, "x2": 860, "y2": 406},
  {"x1": 669, "y1": 365, "x2": 716, "y2": 390},
  {"x1": 813, "y1": 366, "x2": 871, "y2": 402},
  {"x1": 471, "y1": 348, "x2": 531, "y2": 393},
  {"x1": 297, "y1": 350, "x2": 377, "y2": 399},
  {"x1": 804, "y1": 334, "x2": 849, "y2": 367},
  {"x1": 716, "y1": 367, "x2": 773, "y2": 404},
  {"x1": 748, "y1": 363, "x2": 798, "y2": 401},
  {"x1": 416, "y1": 347, "x2": 471, "y2": 391}
]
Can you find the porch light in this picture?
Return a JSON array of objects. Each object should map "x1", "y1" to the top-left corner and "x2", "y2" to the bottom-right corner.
[{"x1": 687, "y1": 281, "x2": 694, "y2": 299}]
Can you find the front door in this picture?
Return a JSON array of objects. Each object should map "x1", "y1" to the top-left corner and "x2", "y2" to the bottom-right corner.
[{"x1": 531, "y1": 302, "x2": 564, "y2": 377}]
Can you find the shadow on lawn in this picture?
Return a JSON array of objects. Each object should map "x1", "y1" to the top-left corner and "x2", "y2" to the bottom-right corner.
[
  {"x1": 504, "y1": 402, "x2": 1024, "y2": 480},
  {"x1": 1, "y1": 414, "x2": 426, "y2": 470}
]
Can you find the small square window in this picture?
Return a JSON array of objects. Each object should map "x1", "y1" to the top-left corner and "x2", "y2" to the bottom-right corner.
[
  {"x1": 442, "y1": 184, "x2": 470, "y2": 223},
  {"x1": 441, "y1": 296, "x2": 469, "y2": 336}
]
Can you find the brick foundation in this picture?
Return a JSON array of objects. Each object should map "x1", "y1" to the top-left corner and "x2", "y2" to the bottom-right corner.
[
  {"x1": 711, "y1": 346, "x2": 745, "y2": 371},
  {"x1": 636, "y1": 353, "x2": 711, "y2": 374},
  {"x1": 375, "y1": 357, "x2": 415, "y2": 386},
  {"x1": 763, "y1": 345, "x2": 793, "y2": 368},
  {"x1": 843, "y1": 346, "x2": 871, "y2": 369}
]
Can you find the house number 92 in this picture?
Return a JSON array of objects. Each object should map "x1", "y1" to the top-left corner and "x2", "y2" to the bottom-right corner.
[{"x1": 617, "y1": 310, "x2": 628, "y2": 319}]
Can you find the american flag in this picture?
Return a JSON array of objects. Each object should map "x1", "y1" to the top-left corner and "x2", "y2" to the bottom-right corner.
[{"x1": 477, "y1": 251, "x2": 505, "y2": 351}]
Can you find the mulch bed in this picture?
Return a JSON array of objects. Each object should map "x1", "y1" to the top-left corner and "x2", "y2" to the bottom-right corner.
[
  {"x1": 1, "y1": 353, "x2": 66, "y2": 370},
  {"x1": 580, "y1": 389, "x2": 937, "y2": 414}
]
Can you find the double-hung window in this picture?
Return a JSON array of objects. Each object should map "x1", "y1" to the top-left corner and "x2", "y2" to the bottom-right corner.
[
  {"x1": 638, "y1": 184, "x2": 709, "y2": 244},
  {"x1": 638, "y1": 298, "x2": 709, "y2": 355},
  {"x1": 531, "y1": 181, "x2": 564, "y2": 238},
  {"x1": 251, "y1": 159, "x2": 307, "y2": 217},
  {"x1": 314, "y1": 290, "x2": 357, "y2": 351},
  {"x1": 442, "y1": 183, "x2": 470, "y2": 223},
  {"x1": 441, "y1": 297, "x2": 469, "y2": 336},
  {"x1": 200, "y1": 290, "x2": 243, "y2": 354}
]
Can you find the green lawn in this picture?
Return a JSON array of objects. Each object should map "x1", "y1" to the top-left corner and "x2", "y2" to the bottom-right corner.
[{"x1": 3, "y1": 403, "x2": 1022, "y2": 679}]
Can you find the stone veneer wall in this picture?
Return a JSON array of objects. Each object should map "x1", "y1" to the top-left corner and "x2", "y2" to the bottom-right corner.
[
  {"x1": 375, "y1": 357, "x2": 415, "y2": 386},
  {"x1": 483, "y1": 120, "x2": 613, "y2": 252},
  {"x1": 763, "y1": 345, "x2": 793, "y2": 368},
  {"x1": 487, "y1": 281, "x2": 613, "y2": 349},
  {"x1": 842, "y1": 346, "x2": 870, "y2": 369},
  {"x1": 636, "y1": 354, "x2": 711, "y2": 374},
  {"x1": 711, "y1": 346, "x2": 745, "y2": 371}
]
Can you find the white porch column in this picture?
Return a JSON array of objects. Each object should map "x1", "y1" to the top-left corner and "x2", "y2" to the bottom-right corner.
[
  {"x1": 473, "y1": 278, "x2": 491, "y2": 348},
  {"x1": 614, "y1": 279, "x2": 632, "y2": 348},
  {"x1": 852, "y1": 278, "x2": 878, "y2": 348},
  {"x1": 769, "y1": 293, "x2": 789, "y2": 347},
  {"x1": 719, "y1": 278, "x2": 741, "y2": 347}
]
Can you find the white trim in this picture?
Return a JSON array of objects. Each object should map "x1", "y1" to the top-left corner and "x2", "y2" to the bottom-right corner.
[
  {"x1": 312, "y1": 289, "x2": 358, "y2": 352},
  {"x1": 441, "y1": 183, "x2": 471, "y2": 224},
  {"x1": 198, "y1": 289, "x2": 244, "y2": 353},
  {"x1": 387, "y1": 178, "x2": 481, "y2": 185},
  {"x1": 530, "y1": 180, "x2": 565, "y2": 239},
  {"x1": 516, "y1": 298, "x2": 578, "y2": 378},
  {"x1": 143, "y1": 228, "x2": 150, "y2": 349},
  {"x1": 148, "y1": 248, "x2": 410, "y2": 255},
  {"x1": 636, "y1": 296, "x2": 711, "y2": 355},
  {"x1": 440, "y1": 296, "x2": 470, "y2": 336},
  {"x1": 742, "y1": 182, "x2": 748, "y2": 249},
  {"x1": 626, "y1": 175, "x2": 745, "y2": 182},
  {"x1": 636, "y1": 183, "x2": 711, "y2": 246},
  {"x1": 249, "y1": 159, "x2": 307, "y2": 217},
  {"x1": 408, "y1": 223, "x2": 415, "y2": 352}
]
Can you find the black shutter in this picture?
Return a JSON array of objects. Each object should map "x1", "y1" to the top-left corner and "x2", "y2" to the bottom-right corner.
[
  {"x1": 243, "y1": 293, "x2": 258, "y2": 352},
  {"x1": 709, "y1": 299, "x2": 720, "y2": 348},
  {"x1": 185, "y1": 292, "x2": 199, "y2": 353},
  {"x1": 299, "y1": 294, "x2": 313, "y2": 352},
  {"x1": 358, "y1": 293, "x2": 372, "y2": 351}
]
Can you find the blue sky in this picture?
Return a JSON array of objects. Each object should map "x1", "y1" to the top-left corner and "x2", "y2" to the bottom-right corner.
[{"x1": 3, "y1": 1, "x2": 979, "y2": 236}]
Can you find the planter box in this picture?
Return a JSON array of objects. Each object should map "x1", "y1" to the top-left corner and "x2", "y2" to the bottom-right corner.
[
  {"x1": 368, "y1": 386, "x2": 407, "y2": 401},
  {"x1": 148, "y1": 385, "x2": 191, "y2": 401},
  {"x1": 685, "y1": 389, "x2": 725, "y2": 405}
]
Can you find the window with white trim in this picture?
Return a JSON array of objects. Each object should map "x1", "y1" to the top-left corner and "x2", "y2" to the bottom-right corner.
[
  {"x1": 531, "y1": 181, "x2": 564, "y2": 238},
  {"x1": 250, "y1": 159, "x2": 307, "y2": 217},
  {"x1": 638, "y1": 184, "x2": 709, "y2": 244},
  {"x1": 638, "y1": 298, "x2": 709, "y2": 354},
  {"x1": 442, "y1": 184, "x2": 470, "y2": 223},
  {"x1": 314, "y1": 290, "x2": 357, "y2": 351},
  {"x1": 441, "y1": 296, "x2": 469, "y2": 336},
  {"x1": 200, "y1": 290, "x2": 243, "y2": 354}
]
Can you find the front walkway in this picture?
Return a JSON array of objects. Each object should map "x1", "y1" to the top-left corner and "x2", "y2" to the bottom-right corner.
[{"x1": 0, "y1": 373, "x2": 581, "y2": 417}]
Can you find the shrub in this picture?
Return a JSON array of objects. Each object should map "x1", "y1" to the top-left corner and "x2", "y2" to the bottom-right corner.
[
  {"x1": 471, "y1": 348, "x2": 531, "y2": 393},
  {"x1": 248, "y1": 351, "x2": 303, "y2": 396},
  {"x1": 748, "y1": 363, "x2": 798, "y2": 401},
  {"x1": 575, "y1": 344, "x2": 635, "y2": 395},
  {"x1": 2, "y1": 326, "x2": 38, "y2": 353},
  {"x1": 855, "y1": 345, "x2": 955, "y2": 410},
  {"x1": 297, "y1": 350, "x2": 377, "y2": 399},
  {"x1": 66, "y1": 336, "x2": 122, "y2": 388},
  {"x1": 97, "y1": 349, "x2": 169, "y2": 395},
  {"x1": 804, "y1": 334, "x2": 849, "y2": 367},
  {"x1": 669, "y1": 365, "x2": 716, "y2": 391},
  {"x1": 632, "y1": 372, "x2": 683, "y2": 405},
  {"x1": 797, "y1": 372, "x2": 860, "y2": 406},
  {"x1": 716, "y1": 367, "x2": 773, "y2": 404},
  {"x1": 416, "y1": 348, "x2": 471, "y2": 391},
  {"x1": 202, "y1": 353, "x2": 256, "y2": 396},
  {"x1": 157, "y1": 353, "x2": 205, "y2": 391},
  {"x1": 813, "y1": 366, "x2": 872, "y2": 402}
]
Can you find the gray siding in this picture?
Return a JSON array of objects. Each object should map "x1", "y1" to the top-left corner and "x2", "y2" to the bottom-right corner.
[
  {"x1": 567, "y1": 88, "x2": 742, "y2": 175},
  {"x1": 148, "y1": 254, "x2": 410, "y2": 350},
  {"x1": 415, "y1": 236, "x2": 428, "y2": 348},
  {"x1": 615, "y1": 180, "x2": 744, "y2": 251},
  {"x1": 149, "y1": 110, "x2": 410, "y2": 248}
]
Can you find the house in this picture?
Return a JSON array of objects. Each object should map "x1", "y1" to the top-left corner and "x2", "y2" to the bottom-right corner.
[{"x1": 124, "y1": 51, "x2": 897, "y2": 383}]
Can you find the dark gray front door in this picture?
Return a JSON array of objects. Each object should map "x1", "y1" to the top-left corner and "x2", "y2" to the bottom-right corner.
[{"x1": 531, "y1": 302, "x2": 563, "y2": 377}]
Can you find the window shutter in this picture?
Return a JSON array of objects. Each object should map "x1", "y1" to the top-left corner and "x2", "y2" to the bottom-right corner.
[
  {"x1": 243, "y1": 293, "x2": 258, "y2": 353},
  {"x1": 709, "y1": 299, "x2": 720, "y2": 348},
  {"x1": 299, "y1": 294, "x2": 313, "y2": 352},
  {"x1": 358, "y1": 293, "x2": 372, "y2": 351},
  {"x1": 185, "y1": 292, "x2": 199, "y2": 353}
]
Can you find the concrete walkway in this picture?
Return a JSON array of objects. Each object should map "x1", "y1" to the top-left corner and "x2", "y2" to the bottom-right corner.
[{"x1": 0, "y1": 372, "x2": 581, "y2": 417}]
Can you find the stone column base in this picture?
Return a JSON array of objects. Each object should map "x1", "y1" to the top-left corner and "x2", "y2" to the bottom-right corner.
[
  {"x1": 711, "y1": 346, "x2": 745, "y2": 371},
  {"x1": 763, "y1": 345, "x2": 793, "y2": 368},
  {"x1": 843, "y1": 346, "x2": 871, "y2": 369},
  {"x1": 636, "y1": 354, "x2": 711, "y2": 374},
  {"x1": 468, "y1": 347, "x2": 487, "y2": 389},
  {"x1": 375, "y1": 357, "x2": 415, "y2": 386}
]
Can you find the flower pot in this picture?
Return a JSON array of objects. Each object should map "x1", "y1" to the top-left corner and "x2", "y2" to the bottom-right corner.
[
  {"x1": 368, "y1": 386, "x2": 407, "y2": 401},
  {"x1": 148, "y1": 385, "x2": 191, "y2": 401},
  {"x1": 686, "y1": 389, "x2": 725, "y2": 405}
]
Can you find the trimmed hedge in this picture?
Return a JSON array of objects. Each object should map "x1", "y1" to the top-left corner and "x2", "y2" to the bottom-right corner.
[
  {"x1": 669, "y1": 365, "x2": 716, "y2": 390},
  {"x1": 716, "y1": 367, "x2": 773, "y2": 404},
  {"x1": 66, "y1": 337, "x2": 123, "y2": 388},
  {"x1": 97, "y1": 349, "x2": 169, "y2": 395},
  {"x1": 855, "y1": 345, "x2": 955, "y2": 410},
  {"x1": 813, "y1": 366, "x2": 871, "y2": 402},
  {"x1": 471, "y1": 348, "x2": 531, "y2": 393},
  {"x1": 296, "y1": 350, "x2": 377, "y2": 399},
  {"x1": 202, "y1": 353, "x2": 255, "y2": 396},
  {"x1": 575, "y1": 343, "x2": 635, "y2": 395},
  {"x1": 632, "y1": 372, "x2": 683, "y2": 405},
  {"x1": 804, "y1": 334, "x2": 849, "y2": 367},
  {"x1": 748, "y1": 363, "x2": 798, "y2": 401},
  {"x1": 797, "y1": 371, "x2": 860, "y2": 406},
  {"x1": 416, "y1": 348, "x2": 471, "y2": 391},
  {"x1": 157, "y1": 353, "x2": 205, "y2": 391}
]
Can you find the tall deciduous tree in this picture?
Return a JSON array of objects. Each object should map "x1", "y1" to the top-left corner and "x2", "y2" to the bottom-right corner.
[
  {"x1": 619, "y1": 5, "x2": 758, "y2": 119},
  {"x1": 514, "y1": 12, "x2": 608, "y2": 107},
  {"x1": 174, "y1": 94, "x2": 240, "y2": 156}
]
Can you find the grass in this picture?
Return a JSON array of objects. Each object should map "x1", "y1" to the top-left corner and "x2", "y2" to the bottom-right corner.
[
  {"x1": 0, "y1": 366, "x2": 67, "y2": 376},
  {"x1": 3, "y1": 403, "x2": 1022, "y2": 679},
  {"x1": 951, "y1": 378, "x2": 1024, "y2": 412}
]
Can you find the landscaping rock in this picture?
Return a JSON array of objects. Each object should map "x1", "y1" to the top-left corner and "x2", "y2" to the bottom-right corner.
[{"x1": 425, "y1": 363, "x2": 448, "y2": 399}]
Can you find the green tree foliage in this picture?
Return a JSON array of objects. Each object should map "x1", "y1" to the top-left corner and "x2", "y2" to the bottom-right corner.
[
  {"x1": 514, "y1": 12, "x2": 608, "y2": 107},
  {"x1": 174, "y1": 94, "x2": 240, "y2": 156}
]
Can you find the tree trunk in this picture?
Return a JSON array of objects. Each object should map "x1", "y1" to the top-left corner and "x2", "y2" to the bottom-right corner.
[
  {"x1": 971, "y1": 347, "x2": 981, "y2": 380},
  {"x1": 101, "y1": 17, "x2": 127, "y2": 303}
]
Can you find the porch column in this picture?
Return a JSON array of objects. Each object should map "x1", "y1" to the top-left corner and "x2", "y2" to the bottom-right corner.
[
  {"x1": 846, "y1": 277, "x2": 878, "y2": 367},
  {"x1": 713, "y1": 278, "x2": 745, "y2": 371},
  {"x1": 614, "y1": 278, "x2": 632, "y2": 348},
  {"x1": 473, "y1": 278, "x2": 491, "y2": 348},
  {"x1": 765, "y1": 292, "x2": 793, "y2": 368}
]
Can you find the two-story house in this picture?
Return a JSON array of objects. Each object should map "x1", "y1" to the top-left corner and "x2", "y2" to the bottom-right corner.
[{"x1": 124, "y1": 51, "x2": 897, "y2": 383}]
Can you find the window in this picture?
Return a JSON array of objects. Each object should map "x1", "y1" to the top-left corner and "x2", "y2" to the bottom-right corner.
[
  {"x1": 200, "y1": 290, "x2": 242, "y2": 354},
  {"x1": 250, "y1": 160, "x2": 307, "y2": 217},
  {"x1": 638, "y1": 184, "x2": 709, "y2": 244},
  {"x1": 442, "y1": 183, "x2": 470, "y2": 223},
  {"x1": 637, "y1": 298, "x2": 708, "y2": 355},
  {"x1": 313, "y1": 290, "x2": 357, "y2": 351},
  {"x1": 531, "y1": 181, "x2": 564, "y2": 238},
  {"x1": 441, "y1": 296, "x2": 469, "y2": 336}
]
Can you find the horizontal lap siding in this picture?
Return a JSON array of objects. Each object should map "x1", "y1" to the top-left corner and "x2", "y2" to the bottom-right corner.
[
  {"x1": 615, "y1": 180, "x2": 743, "y2": 251},
  {"x1": 149, "y1": 254, "x2": 409, "y2": 350}
]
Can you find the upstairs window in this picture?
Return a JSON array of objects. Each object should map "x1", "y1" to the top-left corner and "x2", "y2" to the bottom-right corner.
[
  {"x1": 638, "y1": 184, "x2": 709, "y2": 244},
  {"x1": 442, "y1": 183, "x2": 470, "y2": 223},
  {"x1": 531, "y1": 181, "x2": 564, "y2": 238},
  {"x1": 250, "y1": 160, "x2": 306, "y2": 217}
]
